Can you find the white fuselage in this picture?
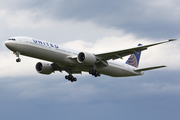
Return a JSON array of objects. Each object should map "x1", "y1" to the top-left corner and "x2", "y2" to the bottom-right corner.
[{"x1": 4, "y1": 37, "x2": 143, "y2": 77}]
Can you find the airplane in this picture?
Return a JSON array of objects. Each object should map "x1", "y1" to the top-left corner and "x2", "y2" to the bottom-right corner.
[{"x1": 4, "y1": 36, "x2": 176, "y2": 82}]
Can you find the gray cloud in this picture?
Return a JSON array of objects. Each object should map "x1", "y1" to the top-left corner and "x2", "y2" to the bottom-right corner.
[
  {"x1": 14, "y1": 0, "x2": 180, "y2": 39},
  {"x1": 0, "y1": 70, "x2": 180, "y2": 120},
  {"x1": 1, "y1": 0, "x2": 179, "y2": 39},
  {"x1": 56, "y1": 0, "x2": 180, "y2": 39},
  {"x1": 55, "y1": 0, "x2": 180, "y2": 39}
]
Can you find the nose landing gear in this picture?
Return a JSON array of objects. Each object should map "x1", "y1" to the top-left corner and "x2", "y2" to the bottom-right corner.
[
  {"x1": 14, "y1": 51, "x2": 21, "y2": 63},
  {"x1": 16, "y1": 58, "x2": 21, "y2": 62}
]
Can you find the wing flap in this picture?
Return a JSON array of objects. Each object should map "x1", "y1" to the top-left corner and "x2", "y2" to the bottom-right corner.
[{"x1": 134, "y1": 65, "x2": 166, "y2": 72}]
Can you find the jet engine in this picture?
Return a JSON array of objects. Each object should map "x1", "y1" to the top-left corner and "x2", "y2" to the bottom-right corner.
[
  {"x1": 77, "y1": 52, "x2": 97, "y2": 65},
  {"x1": 35, "y1": 62, "x2": 54, "y2": 75}
]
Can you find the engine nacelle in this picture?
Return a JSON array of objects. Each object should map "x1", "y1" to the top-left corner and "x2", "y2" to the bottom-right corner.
[
  {"x1": 35, "y1": 62, "x2": 54, "y2": 75},
  {"x1": 77, "y1": 52, "x2": 97, "y2": 65}
]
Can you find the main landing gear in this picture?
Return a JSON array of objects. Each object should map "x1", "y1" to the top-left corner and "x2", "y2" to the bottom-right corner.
[
  {"x1": 14, "y1": 51, "x2": 21, "y2": 63},
  {"x1": 65, "y1": 74, "x2": 77, "y2": 82},
  {"x1": 89, "y1": 70, "x2": 101, "y2": 77}
]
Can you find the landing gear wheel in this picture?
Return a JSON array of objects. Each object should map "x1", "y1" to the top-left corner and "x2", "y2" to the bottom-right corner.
[
  {"x1": 73, "y1": 77, "x2": 77, "y2": 82},
  {"x1": 16, "y1": 58, "x2": 21, "y2": 62},
  {"x1": 65, "y1": 75, "x2": 68, "y2": 79},
  {"x1": 65, "y1": 75, "x2": 77, "y2": 82},
  {"x1": 68, "y1": 75, "x2": 73, "y2": 80},
  {"x1": 97, "y1": 73, "x2": 101, "y2": 76},
  {"x1": 89, "y1": 70, "x2": 101, "y2": 77}
]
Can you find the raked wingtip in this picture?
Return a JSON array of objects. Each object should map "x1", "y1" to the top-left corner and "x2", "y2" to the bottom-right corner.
[{"x1": 168, "y1": 39, "x2": 177, "y2": 41}]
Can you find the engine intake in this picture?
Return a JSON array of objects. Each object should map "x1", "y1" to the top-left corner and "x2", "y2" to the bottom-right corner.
[
  {"x1": 77, "y1": 52, "x2": 97, "y2": 65},
  {"x1": 35, "y1": 62, "x2": 54, "y2": 75}
]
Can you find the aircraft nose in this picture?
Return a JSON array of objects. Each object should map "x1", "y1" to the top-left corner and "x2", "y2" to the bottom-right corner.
[
  {"x1": 4, "y1": 41, "x2": 10, "y2": 47},
  {"x1": 4, "y1": 41, "x2": 15, "y2": 50}
]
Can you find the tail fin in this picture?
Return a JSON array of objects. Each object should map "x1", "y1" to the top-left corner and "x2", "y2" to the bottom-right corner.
[{"x1": 126, "y1": 44, "x2": 142, "y2": 68}]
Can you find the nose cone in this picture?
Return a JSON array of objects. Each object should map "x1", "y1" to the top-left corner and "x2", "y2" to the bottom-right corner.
[
  {"x1": 4, "y1": 41, "x2": 11, "y2": 48},
  {"x1": 4, "y1": 41, "x2": 15, "y2": 51}
]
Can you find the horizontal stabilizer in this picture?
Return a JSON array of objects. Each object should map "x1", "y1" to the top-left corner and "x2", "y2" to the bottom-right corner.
[{"x1": 134, "y1": 65, "x2": 166, "y2": 72}]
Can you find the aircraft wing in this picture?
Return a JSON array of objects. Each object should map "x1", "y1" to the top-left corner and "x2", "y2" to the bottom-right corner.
[
  {"x1": 51, "y1": 63, "x2": 82, "y2": 74},
  {"x1": 95, "y1": 39, "x2": 176, "y2": 60}
]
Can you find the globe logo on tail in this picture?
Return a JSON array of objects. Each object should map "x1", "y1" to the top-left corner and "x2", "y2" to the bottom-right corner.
[
  {"x1": 126, "y1": 54, "x2": 138, "y2": 68},
  {"x1": 126, "y1": 44, "x2": 142, "y2": 68}
]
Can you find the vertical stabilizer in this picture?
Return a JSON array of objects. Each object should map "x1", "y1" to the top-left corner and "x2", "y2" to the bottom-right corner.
[{"x1": 126, "y1": 44, "x2": 142, "y2": 68}]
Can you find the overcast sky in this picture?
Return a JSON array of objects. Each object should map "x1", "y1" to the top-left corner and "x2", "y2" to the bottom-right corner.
[{"x1": 0, "y1": 0, "x2": 180, "y2": 120}]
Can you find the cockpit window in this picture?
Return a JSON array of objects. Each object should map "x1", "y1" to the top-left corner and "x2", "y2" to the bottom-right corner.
[{"x1": 8, "y1": 38, "x2": 16, "y2": 41}]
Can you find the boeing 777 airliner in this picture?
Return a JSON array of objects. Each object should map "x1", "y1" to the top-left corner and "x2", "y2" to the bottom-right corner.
[{"x1": 4, "y1": 37, "x2": 176, "y2": 82}]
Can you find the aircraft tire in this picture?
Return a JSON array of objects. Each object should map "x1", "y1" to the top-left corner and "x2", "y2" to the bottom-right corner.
[
  {"x1": 16, "y1": 58, "x2": 21, "y2": 62},
  {"x1": 65, "y1": 75, "x2": 68, "y2": 79}
]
